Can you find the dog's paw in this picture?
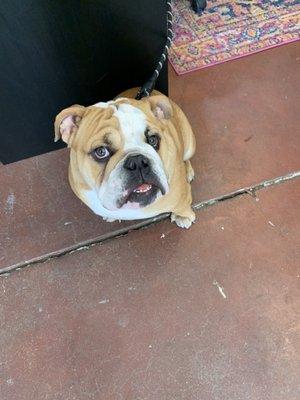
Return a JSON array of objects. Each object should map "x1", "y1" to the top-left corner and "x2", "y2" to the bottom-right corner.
[
  {"x1": 171, "y1": 211, "x2": 195, "y2": 229},
  {"x1": 102, "y1": 217, "x2": 117, "y2": 223},
  {"x1": 185, "y1": 161, "x2": 195, "y2": 183},
  {"x1": 187, "y1": 168, "x2": 195, "y2": 183}
]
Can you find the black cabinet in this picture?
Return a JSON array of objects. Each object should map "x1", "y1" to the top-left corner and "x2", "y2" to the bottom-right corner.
[{"x1": 0, "y1": 1, "x2": 168, "y2": 164}]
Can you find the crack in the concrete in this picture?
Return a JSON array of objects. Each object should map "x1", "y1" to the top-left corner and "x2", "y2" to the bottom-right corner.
[
  {"x1": 1, "y1": 170, "x2": 299, "y2": 276},
  {"x1": 193, "y1": 170, "x2": 300, "y2": 210}
]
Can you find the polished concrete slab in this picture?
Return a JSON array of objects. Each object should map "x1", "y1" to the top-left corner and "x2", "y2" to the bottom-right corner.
[
  {"x1": 1, "y1": 181, "x2": 299, "y2": 400},
  {"x1": 0, "y1": 42, "x2": 299, "y2": 399},
  {"x1": 1, "y1": 42, "x2": 299, "y2": 271}
]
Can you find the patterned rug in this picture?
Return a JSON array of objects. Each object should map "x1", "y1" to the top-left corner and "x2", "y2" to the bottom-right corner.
[{"x1": 169, "y1": 0, "x2": 300, "y2": 74}]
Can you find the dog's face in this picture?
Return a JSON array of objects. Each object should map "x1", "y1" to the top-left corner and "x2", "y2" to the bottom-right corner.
[{"x1": 55, "y1": 96, "x2": 180, "y2": 219}]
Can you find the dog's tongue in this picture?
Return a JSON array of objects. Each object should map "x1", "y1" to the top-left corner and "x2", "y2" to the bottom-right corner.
[{"x1": 133, "y1": 183, "x2": 152, "y2": 193}]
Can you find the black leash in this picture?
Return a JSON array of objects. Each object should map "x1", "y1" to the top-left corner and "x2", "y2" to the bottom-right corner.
[{"x1": 135, "y1": 1, "x2": 173, "y2": 100}]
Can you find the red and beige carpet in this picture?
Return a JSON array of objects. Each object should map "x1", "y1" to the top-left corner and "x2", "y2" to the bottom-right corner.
[{"x1": 169, "y1": 0, "x2": 300, "y2": 74}]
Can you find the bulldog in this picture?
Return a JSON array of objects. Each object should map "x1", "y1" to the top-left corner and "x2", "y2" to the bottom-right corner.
[{"x1": 54, "y1": 88, "x2": 196, "y2": 228}]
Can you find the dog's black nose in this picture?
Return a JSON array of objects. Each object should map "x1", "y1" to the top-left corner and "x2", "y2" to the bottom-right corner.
[{"x1": 124, "y1": 155, "x2": 150, "y2": 171}]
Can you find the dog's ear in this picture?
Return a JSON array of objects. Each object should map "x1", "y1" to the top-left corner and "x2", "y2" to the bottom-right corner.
[
  {"x1": 54, "y1": 105, "x2": 86, "y2": 144},
  {"x1": 147, "y1": 95, "x2": 173, "y2": 120}
]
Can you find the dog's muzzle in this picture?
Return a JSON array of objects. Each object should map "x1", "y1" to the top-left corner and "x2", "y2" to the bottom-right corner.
[{"x1": 118, "y1": 154, "x2": 166, "y2": 208}]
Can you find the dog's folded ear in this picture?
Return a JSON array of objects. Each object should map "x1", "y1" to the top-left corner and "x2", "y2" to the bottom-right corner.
[
  {"x1": 147, "y1": 95, "x2": 173, "y2": 120},
  {"x1": 54, "y1": 105, "x2": 86, "y2": 144}
]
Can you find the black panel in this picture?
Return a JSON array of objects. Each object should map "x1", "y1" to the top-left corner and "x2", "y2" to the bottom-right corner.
[{"x1": 0, "y1": 0, "x2": 168, "y2": 164}]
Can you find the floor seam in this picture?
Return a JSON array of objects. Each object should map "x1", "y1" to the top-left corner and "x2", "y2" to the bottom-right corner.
[
  {"x1": 1, "y1": 170, "x2": 299, "y2": 276},
  {"x1": 193, "y1": 170, "x2": 300, "y2": 210}
]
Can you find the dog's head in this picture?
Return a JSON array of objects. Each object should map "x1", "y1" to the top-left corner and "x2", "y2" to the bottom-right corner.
[{"x1": 55, "y1": 95, "x2": 180, "y2": 218}]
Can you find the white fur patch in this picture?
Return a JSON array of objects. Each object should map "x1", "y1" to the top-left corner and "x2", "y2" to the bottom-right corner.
[
  {"x1": 113, "y1": 104, "x2": 147, "y2": 149},
  {"x1": 93, "y1": 101, "x2": 109, "y2": 108},
  {"x1": 93, "y1": 101, "x2": 117, "y2": 112},
  {"x1": 83, "y1": 189, "x2": 149, "y2": 220},
  {"x1": 82, "y1": 102, "x2": 169, "y2": 220}
]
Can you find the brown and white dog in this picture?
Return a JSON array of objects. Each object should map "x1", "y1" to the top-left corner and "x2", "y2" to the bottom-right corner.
[{"x1": 54, "y1": 89, "x2": 196, "y2": 228}]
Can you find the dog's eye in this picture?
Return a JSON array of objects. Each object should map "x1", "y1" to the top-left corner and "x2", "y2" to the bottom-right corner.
[
  {"x1": 92, "y1": 146, "x2": 111, "y2": 161},
  {"x1": 147, "y1": 134, "x2": 160, "y2": 150}
]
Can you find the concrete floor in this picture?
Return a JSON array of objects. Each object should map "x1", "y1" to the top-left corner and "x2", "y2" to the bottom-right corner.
[{"x1": 0, "y1": 42, "x2": 299, "y2": 399}]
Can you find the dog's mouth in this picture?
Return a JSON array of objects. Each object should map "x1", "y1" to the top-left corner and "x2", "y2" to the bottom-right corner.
[
  {"x1": 132, "y1": 183, "x2": 153, "y2": 193},
  {"x1": 119, "y1": 181, "x2": 165, "y2": 209},
  {"x1": 128, "y1": 183, "x2": 158, "y2": 202}
]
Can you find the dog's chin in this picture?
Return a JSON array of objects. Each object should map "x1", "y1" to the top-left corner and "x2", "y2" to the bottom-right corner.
[{"x1": 119, "y1": 183, "x2": 163, "y2": 210}]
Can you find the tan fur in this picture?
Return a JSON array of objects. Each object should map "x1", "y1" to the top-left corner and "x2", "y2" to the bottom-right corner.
[{"x1": 54, "y1": 88, "x2": 196, "y2": 228}]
